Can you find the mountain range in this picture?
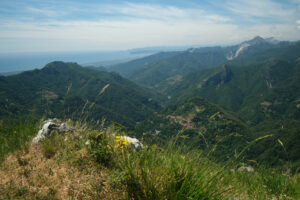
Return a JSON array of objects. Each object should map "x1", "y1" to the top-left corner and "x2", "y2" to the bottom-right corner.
[
  {"x1": 1, "y1": 36, "x2": 300, "y2": 169},
  {"x1": 109, "y1": 36, "x2": 299, "y2": 88}
]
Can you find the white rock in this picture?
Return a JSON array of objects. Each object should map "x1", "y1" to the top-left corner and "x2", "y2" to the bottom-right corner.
[
  {"x1": 238, "y1": 165, "x2": 254, "y2": 172},
  {"x1": 32, "y1": 119, "x2": 73, "y2": 143},
  {"x1": 85, "y1": 140, "x2": 90, "y2": 145},
  {"x1": 58, "y1": 123, "x2": 73, "y2": 132},
  {"x1": 32, "y1": 121, "x2": 58, "y2": 143},
  {"x1": 120, "y1": 136, "x2": 143, "y2": 150}
]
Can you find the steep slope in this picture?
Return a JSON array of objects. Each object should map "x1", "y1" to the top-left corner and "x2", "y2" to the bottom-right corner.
[
  {"x1": 109, "y1": 47, "x2": 228, "y2": 87},
  {"x1": 109, "y1": 51, "x2": 180, "y2": 78},
  {"x1": 225, "y1": 36, "x2": 272, "y2": 60},
  {"x1": 149, "y1": 61, "x2": 300, "y2": 167},
  {"x1": 229, "y1": 41, "x2": 300, "y2": 66},
  {"x1": 0, "y1": 61, "x2": 163, "y2": 126},
  {"x1": 164, "y1": 59, "x2": 300, "y2": 124}
]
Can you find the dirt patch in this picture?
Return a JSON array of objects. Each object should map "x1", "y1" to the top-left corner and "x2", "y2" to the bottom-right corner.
[
  {"x1": 195, "y1": 106, "x2": 205, "y2": 113},
  {"x1": 42, "y1": 90, "x2": 58, "y2": 100},
  {"x1": 260, "y1": 101, "x2": 272, "y2": 106},
  {"x1": 167, "y1": 114, "x2": 196, "y2": 129},
  {"x1": 167, "y1": 75, "x2": 183, "y2": 85}
]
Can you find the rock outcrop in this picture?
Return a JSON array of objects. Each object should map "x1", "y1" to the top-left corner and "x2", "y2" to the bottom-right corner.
[
  {"x1": 32, "y1": 119, "x2": 73, "y2": 143},
  {"x1": 203, "y1": 65, "x2": 232, "y2": 87}
]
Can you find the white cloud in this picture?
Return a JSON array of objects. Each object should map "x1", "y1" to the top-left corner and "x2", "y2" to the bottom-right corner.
[
  {"x1": 225, "y1": 0, "x2": 295, "y2": 19},
  {"x1": 297, "y1": 20, "x2": 300, "y2": 29},
  {"x1": 0, "y1": 2, "x2": 299, "y2": 52},
  {"x1": 26, "y1": 7, "x2": 61, "y2": 17},
  {"x1": 206, "y1": 15, "x2": 231, "y2": 22},
  {"x1": 108, "y1": 3, "x2": 189, "y2": 19}
]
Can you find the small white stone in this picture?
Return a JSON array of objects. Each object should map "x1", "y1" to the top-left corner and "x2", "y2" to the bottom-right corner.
[
  {"x1": 238, "y1": 165, "x2": 254, "y2": 172},
  {"x1": 120, "y1": 136, "x2": 143, "y2": 150},
  {"x1": 85, "y1": 140, "x2": 90, "y2": 145}
]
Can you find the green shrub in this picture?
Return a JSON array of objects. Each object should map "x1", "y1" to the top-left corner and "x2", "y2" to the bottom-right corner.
[
  {"x1": 87, "y1": 131, "x2": 113, "y2": 167},
  {"x1": 261, "y1": 172, "x2": 299, "y2": 197},
  {"x1": 41, "y1": 133, "x2": 61, "y2": 159}
]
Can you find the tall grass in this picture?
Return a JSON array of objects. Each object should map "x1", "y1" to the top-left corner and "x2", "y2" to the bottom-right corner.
[
  {"x1": 86, "y1": 128, "x2": 230, "y2": 199},
  {"x1": 0, "y1": 116, "x2": 38, "y2": 162},
  {"x1": 86, "y1": 126, "x2": 300, "y2": 200},
  {"x1": 116, "y1": 147, "x2": 229, "y2": 200}
]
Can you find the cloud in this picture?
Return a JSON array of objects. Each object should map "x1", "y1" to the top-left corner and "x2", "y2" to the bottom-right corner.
[
  {"x1": 105, "y1": 3, "x2": 189, "y2": 19},
  {"x1": 205, "y1": 15, "x2": 231, "y2": 22},
  {"x1": 26, "y1": 7, "x2": 61, "y2": 17},
  {"x1": 297, "y1": 20, "x2": 300, "y2": 29},
  {"x1": 225, "y1": 0, "x2": 295, "y2": 19},
  {"x1": 0, "y1": 1, "x2": 299, "y2": 52}
]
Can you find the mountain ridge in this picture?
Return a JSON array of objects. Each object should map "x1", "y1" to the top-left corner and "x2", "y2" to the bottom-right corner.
[
  {"x1": 0, "y1": 61, "x2": 163, "y2": 126},
  {"x1": 108, "y1": 36, "x2": 299, "y2": 88}
]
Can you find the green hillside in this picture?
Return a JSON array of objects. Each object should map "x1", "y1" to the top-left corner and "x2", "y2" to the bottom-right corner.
[
  {"x1": 109, "y1": 51, "x2": 180, "y2": 78},
  {"x1": 136, "y1": 97, "x2": 249, "y2": 161},
  {"x1": 157, "y1": 59, "x2": 300, "y2": 169},
  {"x1": 108, "y1": 37, "x2": 299, "y2": 88},
  {"x1": 229, "y1": 41, "x2": 300, "y2": 66},
  {"x1": 0, "y1": 61, "x2": 163, "y2": 126},
  {"x1": 164, "y1": 59, "x2": 300, "y2": 124},
  {"x1": 109, "y1": 47, "x2": 228, "y2": 87}
]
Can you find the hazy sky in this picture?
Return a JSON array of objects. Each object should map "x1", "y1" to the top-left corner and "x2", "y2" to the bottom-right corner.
[{"x1": 0, "y1": 0, "x2": 300, "y2": 53}]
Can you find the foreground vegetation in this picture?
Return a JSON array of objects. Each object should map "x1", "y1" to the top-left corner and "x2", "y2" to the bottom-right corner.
[
  {"x1": 0, "y1": 117, "x2": 38, "y2": 162},
  {"x1": 0, "y1": 121, "x2": 299, "y2": 199}
]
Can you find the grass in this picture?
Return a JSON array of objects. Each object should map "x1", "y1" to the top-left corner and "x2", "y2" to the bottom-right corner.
[
  {"x1": 0, "y1": 117, "x2": 38, "y2": 163},
  {"x1": 0, "y1": 120, "x2": 299, "y2": 199},
  {"x1": 116, "y1": 147, "x2": 228, "y2": 199}
]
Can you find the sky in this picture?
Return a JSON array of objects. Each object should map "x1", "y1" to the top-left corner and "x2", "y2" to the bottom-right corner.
[{"x1": 0, "y1": 0, "x2": 300, "y2": 53}]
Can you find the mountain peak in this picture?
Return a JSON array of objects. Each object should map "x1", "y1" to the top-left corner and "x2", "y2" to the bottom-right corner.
[
  {"x1": 42, "y1": 61, "x2": 81, "y2": 73},
  {"x1": 44, "y1": 61, "x2": 79, "y2": 68},
  {"x1": 245, "y1": 36, "x2": 267, "y2": 45},
  {"x1": 253, "y1": 36, "x2": 264, "y2": 40}
]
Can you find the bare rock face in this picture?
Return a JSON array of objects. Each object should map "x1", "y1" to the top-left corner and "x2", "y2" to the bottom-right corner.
[
  {"x1": 32, "y1": 119, "x2": 73, "y2": 143},
  {"x1": 203, "y1": 65, "x2": 232, "y2": 87}
]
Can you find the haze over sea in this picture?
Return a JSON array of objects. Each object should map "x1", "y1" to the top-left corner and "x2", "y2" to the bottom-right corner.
[{"x1": 0, "y1": 51, "x2": 149, "y2": 74}]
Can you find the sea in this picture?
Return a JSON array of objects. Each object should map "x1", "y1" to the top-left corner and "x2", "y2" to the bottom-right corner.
[{"x1": 0, "y1": 50, "x2": 151, "y2": 75}]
